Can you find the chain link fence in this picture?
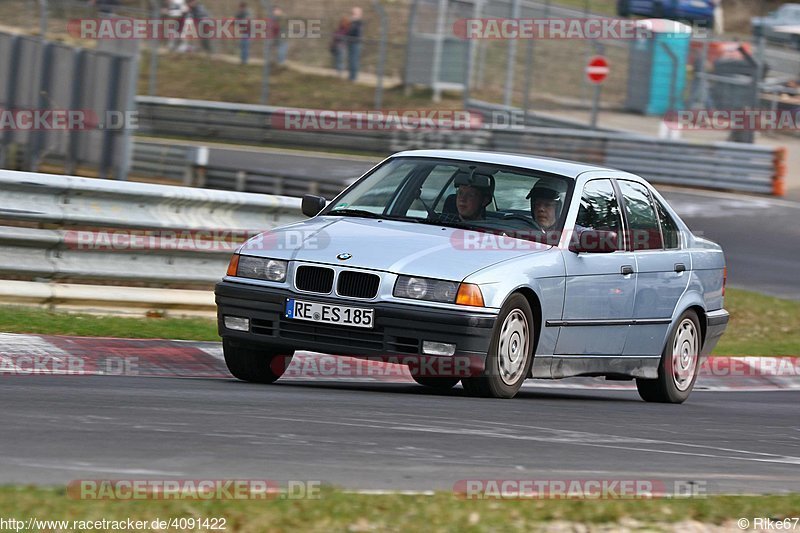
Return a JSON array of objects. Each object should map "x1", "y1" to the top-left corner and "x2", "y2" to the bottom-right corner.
[{"x1": 0, "y1": 0, "x2": 410, "y2": 107}]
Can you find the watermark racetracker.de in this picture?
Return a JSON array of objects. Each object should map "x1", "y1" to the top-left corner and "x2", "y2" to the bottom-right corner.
[
  {"x1": 68, "y1": 18, "x2": 321, "y2": 40},
  {"x1": 0, "y1": 109, "x2": 138, "y2": 131},
  {"x1": 66, "y1": 479, "x2": 321, "y2": 500}
]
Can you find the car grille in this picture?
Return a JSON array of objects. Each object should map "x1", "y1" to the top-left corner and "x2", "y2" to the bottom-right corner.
[
  {"x1": 295, "y1": 265, "x2": 334, "y2": 294},
  {"x1": 337, "y1": 271, "x2": 380, "y2": 299}
]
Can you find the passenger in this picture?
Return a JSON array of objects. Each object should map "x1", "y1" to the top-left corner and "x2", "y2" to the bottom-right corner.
[{"x1": 526, "y1": 182, "x2": 561, "y2": 231}]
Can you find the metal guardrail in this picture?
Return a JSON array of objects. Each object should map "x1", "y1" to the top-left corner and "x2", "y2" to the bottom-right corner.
[
  {"x1": 466, "y1": 99, "x2": 615, "y2": 131},
  {"x1": 135, "y1": 96, "x2": 492, "y2": 155},
  {"x1": 132, "y1": 141, "x2": 196, "y2": 183},
  {"x1": 134, "y1": 96, "x2": 786, "y2": 196},
  {"x1": 0, "y1": 170, "x2": 303, "y2": 315},
  {"x1": 130, "y1": 139, "x2": 353, "y2": 198},
  {"x1": 488, "y1": 127, "x2": 785, "y2": 195}
]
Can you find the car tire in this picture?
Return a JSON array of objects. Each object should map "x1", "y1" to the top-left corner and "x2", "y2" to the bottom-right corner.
[
  {"x1": 636, "y1": 309, "x2": 701, "y2": 404},
  {"x1": 462, "y1": 294, "x2": 534, "y2": 399},
  {"x1": 617, "y1": 0, "x2": 630, "y2": 17},
  {"x1": 411, "y1": 375, "x2": 461, "y2": 389},
  {"x1": 223, "y1": 338, "x2": 293, "y2": 384}
]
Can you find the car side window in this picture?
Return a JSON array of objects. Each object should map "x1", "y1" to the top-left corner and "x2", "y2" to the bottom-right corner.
[
  {"x1": 653, "y1": 196, "x2": 680, "y2": 249},
  {"x1": 335, "y1": 162, "x2": 417, "y2": 213},
  {"x1": 406, "y1": 164, "x2": 459, "y2": 217},
  {"x1": 618, "y1": 180, "x2": 663, "y2": 251},
  {"x1": 576, "y1": 179, "x2": 623, "y2": 249}
]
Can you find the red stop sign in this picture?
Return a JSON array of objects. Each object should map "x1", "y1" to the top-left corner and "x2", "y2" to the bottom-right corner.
[{"x1": 586, "y1": 56, "x2": 609, "y2": 84}]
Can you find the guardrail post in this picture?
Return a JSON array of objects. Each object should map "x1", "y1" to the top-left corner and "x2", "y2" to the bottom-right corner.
[
  {"x1": 186, "y1": 146, "x2": 209, "y2": 187},
  {"x1": 235, "y1": 170, "x2": 247, "y2": 192},
  {"x1": 773, "y1": 147, "x2": 787, "y2": 197}
]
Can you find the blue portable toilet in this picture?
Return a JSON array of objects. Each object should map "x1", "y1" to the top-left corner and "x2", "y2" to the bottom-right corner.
[{"x1": 626, "y1": 19, "x2": 692, "y2": 115}]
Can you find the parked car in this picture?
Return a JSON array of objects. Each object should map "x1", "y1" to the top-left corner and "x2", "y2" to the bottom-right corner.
[
  {"x1": 215, "y1": 150, "x2": 729, "y2": 402},
  {"x1": 617, "y1": 0, "x2": 715, "y2": 26},
  {"x1": 751, "y1": 3, "x2": 800, "y2": 49}
]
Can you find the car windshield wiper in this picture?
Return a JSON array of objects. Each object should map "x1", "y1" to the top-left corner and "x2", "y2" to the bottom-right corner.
[
  {"x1": 326, "y1": 208, "x2": 386, "y2": 219},
  {"x1": 326, "y1": 209, "x2": 421, "y2": 223}
]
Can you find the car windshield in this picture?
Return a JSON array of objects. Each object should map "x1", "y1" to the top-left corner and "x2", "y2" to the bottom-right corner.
[{"x1": 321, "y1": 157, "x2": 574, "y2": 241}]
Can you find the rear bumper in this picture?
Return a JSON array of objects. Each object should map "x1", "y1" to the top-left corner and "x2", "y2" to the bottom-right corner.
[
  {"x1": 215, "y1": 280, "x2": 496, "y2": 369},
  {"x1": 702, "y1": 308, "x2": 729, "y2": 356}
]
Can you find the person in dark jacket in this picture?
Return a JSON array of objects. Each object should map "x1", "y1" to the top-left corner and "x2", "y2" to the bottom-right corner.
[
  {"x1": 331, "y1": 17, "x2": 350, "y2": 77},
  {"x1": 346, "y1": 6, "x2": 363, "y2": 81},
  {"x1": 187, "y1": 0, "x2": 213, "y2": 55},
  {"x1": 235, "y1": 1, "x2": 252, "y2": 65}
]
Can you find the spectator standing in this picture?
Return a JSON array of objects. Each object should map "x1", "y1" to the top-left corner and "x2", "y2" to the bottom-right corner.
[
  {"x1": 330, "y1": 17, "x2": 349, "y2": 77},
  {"x1": 162, "y1": 0, "x2": 188, "y2": 52},
  {"x1": 272, "y1": 7, "x2": 288, "y2": 65},
  {"x1": 187, "y1": 0, "x2": 213, "y2": 55},
  {"x1": 235, "y1": 1, "x2": 252, "y2": 65},
  {"x1": 346, "y1": 6, "x2": 363, "y2": 82}
]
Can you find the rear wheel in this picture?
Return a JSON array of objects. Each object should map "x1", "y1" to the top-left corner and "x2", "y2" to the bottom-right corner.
[
  {"x1": 223, "y1": 338, "x2": 293, "y2": 384},
  {"x1": 462, "y1": 294, "x2": 534, "y2": 399},
  {"x1": 636, "y1": 310, "x2": 701, "y2": 403}
]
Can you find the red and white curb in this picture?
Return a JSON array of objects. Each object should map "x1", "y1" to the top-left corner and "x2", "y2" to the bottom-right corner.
[{"x1": 0, "y1": 333, "x2": 798, "y2": 391}]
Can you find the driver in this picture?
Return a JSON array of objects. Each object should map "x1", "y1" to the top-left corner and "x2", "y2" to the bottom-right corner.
[
  {"x1": 526, "y1": 182, "x2": 561, "y2": 231},
  {"x1": 456, "y1": 184, "x2": 492, "y2": 221}
]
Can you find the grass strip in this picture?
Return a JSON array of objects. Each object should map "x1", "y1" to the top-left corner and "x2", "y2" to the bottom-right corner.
[
  {"x1": 0, "y1": 287, "x2": 797, "y2": 355},
  {"x1": 1, "y1": 487, "x2": 799, "y2": 532}
]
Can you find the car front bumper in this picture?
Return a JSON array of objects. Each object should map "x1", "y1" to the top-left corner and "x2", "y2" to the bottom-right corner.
[{"x1": 215, "y1": 280, "x2": 497, "y2": 371}]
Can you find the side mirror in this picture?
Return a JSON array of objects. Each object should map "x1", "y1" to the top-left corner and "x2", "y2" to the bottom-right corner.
[
  {"x1": 569, "y1": 229, "x2": 620, "y2": 254},
  {"x1": 302, "y1": 194, "x2": 326, "y2": 217}
]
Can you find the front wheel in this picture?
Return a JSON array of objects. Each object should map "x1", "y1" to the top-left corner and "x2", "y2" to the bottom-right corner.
[
  {"x1": 636, "y1": 309, "x2": 701, "y2": 403},
  {"x1": 462, "y1": 294, "x2": 534, "y2": 399},
  {"x1": 223, "y1": 338, "x2": 293, "y2": 384}
]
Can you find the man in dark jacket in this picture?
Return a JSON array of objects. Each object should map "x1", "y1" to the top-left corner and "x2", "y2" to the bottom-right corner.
[{"x1": 346, "y1": 6, "x2": 363, "y2": 81}]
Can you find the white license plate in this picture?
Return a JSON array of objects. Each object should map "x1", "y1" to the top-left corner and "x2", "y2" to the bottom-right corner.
[{"x1": 285, "y1": 299, "x2": 374, "y2": 329}]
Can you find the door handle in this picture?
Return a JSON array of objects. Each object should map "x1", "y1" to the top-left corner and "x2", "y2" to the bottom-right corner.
[
  {"x1": 620, "y1": 265, "x2": 634, "y2": 275},
  {"x1": 674, "y1": 263, "x2": 686, "y2": 273}
]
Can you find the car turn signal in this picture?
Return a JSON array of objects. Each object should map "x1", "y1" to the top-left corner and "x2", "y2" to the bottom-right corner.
[
  {"x1": 456, "y1": 283, "x2": 484, "y2": 307},
  {"x1": 226, "y1": 254, "x2": 240, "y2": 276}
]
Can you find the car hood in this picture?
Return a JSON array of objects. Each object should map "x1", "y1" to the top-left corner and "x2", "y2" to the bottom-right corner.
[{"x1": 239, "y1": 216, "x2": 551, "y2": 280}]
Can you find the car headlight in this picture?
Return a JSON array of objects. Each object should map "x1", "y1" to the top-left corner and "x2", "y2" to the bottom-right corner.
[
  {"x1": 393, "y1": 276, "x2": 459, "y2": 303},
  {"x1": 232, "y1": 255, "x2": 287, "y2": 282}
]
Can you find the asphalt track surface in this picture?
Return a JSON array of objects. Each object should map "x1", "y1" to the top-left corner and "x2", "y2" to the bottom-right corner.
[
  {"x1": 206, "y1": 145, "x2": 800, "y2": 300},
  {"x1": 1, "y1": 375, "x2": 799, "y2": 493},
  {"x1": 3, "y1": 148, "x2": 798, "y2": 493}
]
